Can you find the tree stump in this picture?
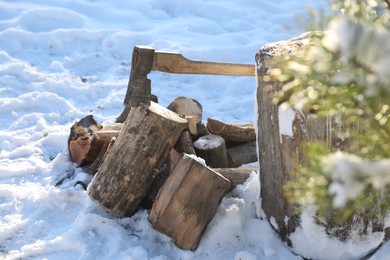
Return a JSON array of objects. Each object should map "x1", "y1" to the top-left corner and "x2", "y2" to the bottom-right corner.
[
  {"x1": 88, "y1": 101, "x2": 187, "y2": 217},
  {"x1": 256, "y1": 33, "x2": 327, "y2": 241},
  {"x1": 256, "y1": 32, "x2": 387, "y2": 248},
  {"x1": 193, "y1": 134, "x2": 228, "y2": 168},
  {"x1": 148, "y1": 155, "x2": 231, "y2": 250}
]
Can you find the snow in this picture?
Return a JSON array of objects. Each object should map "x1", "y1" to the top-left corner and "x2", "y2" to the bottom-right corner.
[
  {"x1": 320, "y1": 152, "x2": 390, "y2": 208},
  {"x1": 2, "y1": 0, "x2": 389, "y2": 259}
]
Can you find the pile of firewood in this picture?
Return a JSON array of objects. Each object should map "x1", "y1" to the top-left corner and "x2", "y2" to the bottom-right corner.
[
  {"x1": 68, "y1": 96, "x2": 257, "y2": 250},
  {"x1": 67, "y1": 44, "x2": 260, "y2": 250}
]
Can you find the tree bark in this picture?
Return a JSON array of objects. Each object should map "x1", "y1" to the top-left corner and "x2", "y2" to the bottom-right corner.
[
  {"x1": 256, "y1": 33, "x2": 319, "y2": 242},
  {"x1": 193, "y1": 134, "x2": 228, "y2": 168},
  {"x1": 212, "y1": 167, "x2": 255, "y2": 191},
  {"x1": 68, "y1": 115, "x2": 103, "y2": 166},
  {"x1": 226, "y1": 141, "x2": 257, "y2": 167},
  {"x1": 88, "y1": 101, "x2": 187, "y2": 217},
  {"x1": 207, "y1": 118, "x2": 255, "y2": 143},
  {"x1": 148, "y1": 155, "x2": 231, "y2": 250},
  {"x1": 174, "y1": 130, "x2": 196, "y2": 155}
]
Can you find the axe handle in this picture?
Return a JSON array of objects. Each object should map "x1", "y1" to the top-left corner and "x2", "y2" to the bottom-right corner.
[{"x1": 152, "y1": 52, "x2": 255, "y2": 76}]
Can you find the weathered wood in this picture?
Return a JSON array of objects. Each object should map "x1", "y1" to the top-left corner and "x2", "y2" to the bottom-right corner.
[
  {"x1": 168, "y1": 148, "x2": 182, "y2": 172},
  {"x1": 256, "y1": 32, "x2": 387, "y2": 247},
  {"x1": 174, "y1": 130, "x2": 196, "y2": 155},
  {"x1": 256, "y1": 33, "x2": 321, "y2": 242},
  {"x1": 88, "y1": 101, "x2": 187, "y2": 217},
  {"x1": 148, "y1": 155, "x2": 231, "y2": 250},
  {"x1": 141, "y1": 163, "x2": 170, "y2": 209},
  {"x1": 88, "y1": 137, "x2": 116, "y2": 175},
  {"x1": 167, "y1": 96, "x2": 203, "y2": 124},
  {"x1": 212, "y1": 167, "x2": 256, "y2": 191},
  {"x1": 193, "y1": 134, "x2": 228, "y2": 168},
  {"x1": 207, "y1": 118, "x2": 256, "y2": 143},
  {"x1": 226, "y1": 141, "x2": 257, "y2": 167},
  {"x1": 185, "y1": 116, "x2": 197, "y2": 135},
  {"x1": 68, "y1": 115, "x2": 104, "y2": 165},
  {"x1": 152, "y1": 51, "x2": 255, "y2": 76}
]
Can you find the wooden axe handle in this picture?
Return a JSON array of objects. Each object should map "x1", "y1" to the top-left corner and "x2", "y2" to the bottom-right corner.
[{"x1": 152, "y1": 52, "x2": 255, "y2": 76}]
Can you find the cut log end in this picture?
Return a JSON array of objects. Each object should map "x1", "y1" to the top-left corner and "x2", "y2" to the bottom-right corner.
[{"x1": 193, "y1": 134, "x2": 228, "y2": 168}]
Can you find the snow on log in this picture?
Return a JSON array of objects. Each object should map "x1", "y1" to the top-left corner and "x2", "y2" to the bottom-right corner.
[
  {"x1": 148, "y1": 155, "x2": 231, "y2": 250},
  {"x1": 193, "y1": 134, "x2": 228, "y2": 168},
  {"x1": 87, "y1": 101, "x2": 187, "y2": 217}
]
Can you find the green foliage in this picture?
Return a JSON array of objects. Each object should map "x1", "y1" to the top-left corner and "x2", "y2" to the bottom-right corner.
[{"x1": 274, "y1": 0, "x2": 390, "y2": 223}]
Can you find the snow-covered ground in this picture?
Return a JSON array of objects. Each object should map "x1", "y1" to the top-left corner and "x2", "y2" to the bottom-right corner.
[{"x1": 1, "y1": 0, "x2": 390, "y2": 259}]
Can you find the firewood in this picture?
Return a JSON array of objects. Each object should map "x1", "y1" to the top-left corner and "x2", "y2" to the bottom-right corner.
[
  {"x1": 148, "y1": 155, "x2": 231, "y2": 250},
  {"x1": 167, "y1": 96, "x2": 203, "y2": 124},
  {"x1": 193, "y1": 134, "x2": 228, "y2": 168},
  {"x1": 88, "y1": 101, "x2": 188, "y2": 217},
  {"x1": 226, "y1": 141, "x2": 258, "y2": 167},
  {"x1": 174, "y1": 130, "x2": 196, "y2": 155},
  {"x1": 88, "y1": 137, "x2": 116, "y2": 175},
  {"x1": 68, "y1": 115, "x2": 104, "y2": 165},
  {"x1": 212, "y1": 167, "x2": 256, "y2": 191},
  {"x1": 207, "y1": 118, "x2": 256, "y2": 143}
]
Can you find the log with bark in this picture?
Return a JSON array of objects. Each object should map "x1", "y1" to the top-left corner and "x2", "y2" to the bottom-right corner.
[
  {"x1": 68, "y1": 115, "x2": 104, "y2": 166},
  {"x1": 226, "y1": 141, "x2": 257, "y2": 167},
  {"x1": 256, "y1": 32, "x2": 388, "y2": 248},
  {"x1": 88, "y1": 101, "x2": 188, "y2": 217},
  {"x1": 213, "y1": 167, "x2": 256, "y2": 191},
  {"x1": 207, "y1": 118, "x2": 256, "y2": 143},
  {"x1": 193, "y1": 134, "x2": 228, "y2": 168},
  {"x1": 148, "y1": 155, "x2": 231, "y2": 250}
]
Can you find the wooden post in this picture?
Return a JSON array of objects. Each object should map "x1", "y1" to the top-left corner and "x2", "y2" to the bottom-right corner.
[
  {"x1": 148, "y1": 155, "x2": 231, "y2": 250},
  {"x1": 88, "y1": 101, "x2": 187, "y2": 217},
  {"x1": 193, "y1": 134, "x2": 228, "y2": 168}
]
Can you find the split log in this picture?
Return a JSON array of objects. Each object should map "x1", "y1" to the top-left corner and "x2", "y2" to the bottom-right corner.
[
  {"x1": 88, "y1": 101, "x2": 187, "y2": 217},
  {"x1": 226, "y1": 141, "x2": 258, "y2": 167},
  {"x1": 168, "y1": 148, "x2": 182, "y2": 172},
  {"x1": 212, "y1": 167, "x2": 256, "y2": 191},
  {"x1": 193, "y1": 134, "x2": 228, "y2": 168},
  {"x1": 174, "y1": 130, "x2": 196, "y2": 155},
  {"x1": 148, "y1": 155, "x2": 231, "y2": 250},
  {"x1": 68, "y1": 115, "x2": 104, "y2": 165},
  {"x1": 185, "y1": 116, "x2": 197, "y2": 135},
  {"x1": 207, "y1": 118, "x2": 256, "y2": 143},
  {"x1": 88, "y1": 137, "x2": 116, "y2": 175},
  {"x1": 167, "y1": 96, "x2": 203, "y2": 124}
]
